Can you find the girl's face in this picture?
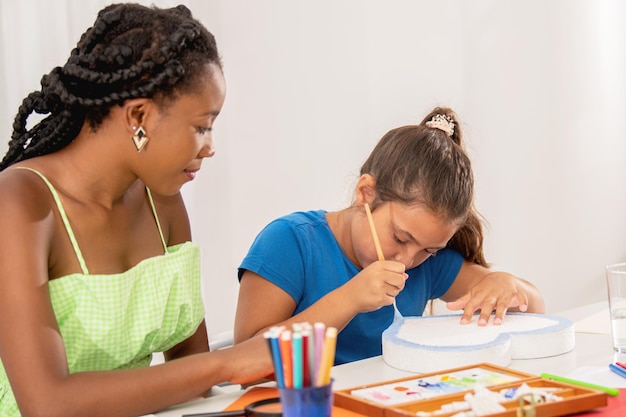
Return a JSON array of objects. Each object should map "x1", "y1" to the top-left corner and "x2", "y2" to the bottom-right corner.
[
  {"x1": 352, "y1": 201, "x2": 458, "y2": 270},
  {"x1": 141, "y1": 64, "x2": 226, "y2": 195}
]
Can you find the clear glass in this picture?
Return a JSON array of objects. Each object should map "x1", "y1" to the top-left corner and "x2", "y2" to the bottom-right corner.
[{"x1": 606, "y1": 263, "x2": 626, "y2": 353}]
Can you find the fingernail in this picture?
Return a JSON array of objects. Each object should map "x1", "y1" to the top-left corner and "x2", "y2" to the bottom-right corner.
[
  {"x1": 478, "y1": 318, "x2": 487, "y2": 326},
  {"x1": 494, "y1": 317, "x2": 502, "y2": 325}
]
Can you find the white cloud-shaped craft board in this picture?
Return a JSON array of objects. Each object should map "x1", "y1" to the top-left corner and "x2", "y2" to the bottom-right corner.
[{"x1": 382, "y1": 313, "x2": 575, "y2": 373}]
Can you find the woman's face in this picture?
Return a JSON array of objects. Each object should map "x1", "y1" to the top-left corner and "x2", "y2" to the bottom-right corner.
[
  {"x1": 352, "y1": 201, "x2": 458, "y2": 270},
  {"x1": 141, "y1": 63, "x2": 226, "y2": 195}
]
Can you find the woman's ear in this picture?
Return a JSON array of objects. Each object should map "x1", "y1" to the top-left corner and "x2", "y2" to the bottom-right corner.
[
  {"x1": 355, "y1": 174, "x2": 377, "y2": 206},
  {"x1": 123, "y1": 98, "x2": 152, "y2": 134}
]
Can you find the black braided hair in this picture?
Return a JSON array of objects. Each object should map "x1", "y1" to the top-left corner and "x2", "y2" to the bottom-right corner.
[{"x1": 1, "y1": 3, "x2": 221, "y2": 171}]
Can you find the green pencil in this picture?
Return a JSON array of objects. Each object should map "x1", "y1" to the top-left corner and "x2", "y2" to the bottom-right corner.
[{"x1": 540, "y1": 373, "x2": 620, "y2": 397}]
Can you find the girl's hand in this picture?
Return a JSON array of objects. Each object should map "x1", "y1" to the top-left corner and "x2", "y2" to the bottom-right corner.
[
  {"x1": 445, "y1": 272, "x2": 530, "y2": 326},
  {"x1": 342, "y1": 260, "x2": 408, "y2": 313}
]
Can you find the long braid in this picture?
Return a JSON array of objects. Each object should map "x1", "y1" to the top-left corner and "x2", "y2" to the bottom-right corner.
[{"x1": 1, "y1": 4, "x2": 221, "y2": 171}]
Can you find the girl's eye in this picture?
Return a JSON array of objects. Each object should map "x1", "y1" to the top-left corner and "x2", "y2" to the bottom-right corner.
[
  {"x1": 393, "y1": 235, "x2": 407, "y2": 245},
  {"x1": 197, "y1": 126, "x2": 212, "y2": 135},
  {"x1": 424, "y1": 249, "x2": 438, "y2": 257}
]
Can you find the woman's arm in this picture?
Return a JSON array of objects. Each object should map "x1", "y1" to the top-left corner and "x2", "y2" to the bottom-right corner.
[
  {"x1": 441, "y1": 261, "x2": 545, "y2": 326},
  {"x1": 0, "y1": 178, "x2": 272, "y2": 417},
  {"x1": 0, "y1": 235, "x2": 270, "y2": 417},
  {"x1": 164, "y1": 320, "x2": 210, "y2": 360}
]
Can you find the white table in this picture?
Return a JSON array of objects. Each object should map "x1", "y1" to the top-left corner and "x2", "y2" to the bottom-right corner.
[{"x1": 153, "y1": 302, "x2": 618, "y2": 416}]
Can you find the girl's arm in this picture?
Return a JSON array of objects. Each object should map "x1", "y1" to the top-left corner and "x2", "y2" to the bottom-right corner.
[{"x1": 234, "y1": 259, "x2": 407, "y2": 344}]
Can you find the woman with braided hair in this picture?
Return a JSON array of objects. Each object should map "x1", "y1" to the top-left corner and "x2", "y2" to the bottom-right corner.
[
  {"x1": 234, "y1": 106, "x2": 545, "y2": 365},
  {"x1": 0, "y1": 4, "x2": 272, "y2": 416}
]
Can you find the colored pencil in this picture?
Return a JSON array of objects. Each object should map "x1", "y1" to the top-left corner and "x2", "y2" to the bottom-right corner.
[
  {"x1": 313, "y1": 322, "x2": 326, "y2": 385},
  {"x1": 263, "y1": 329, "x2": 285, "y2": 388},
  {"x1": 279, "y1": 330, "x2": 293, "y2": 388},
  {"x1": 541, "y1": 372, "x2": 619, "y2": 396},
  {"x1": 609, "y1": 363, "x2": 626, "y2": 381},
  {"x1": 301, "y1": 324, "x2": 312, "y2": 386},
  {"x1": 316, "y1": 326, "x2": 338, "y2": 386},
  {"x1": 292, "y1": 330, "x2": 303, "y2": 388},
  {"x1": 264, "y1": 322, "x2": 338, "y2": 389}
]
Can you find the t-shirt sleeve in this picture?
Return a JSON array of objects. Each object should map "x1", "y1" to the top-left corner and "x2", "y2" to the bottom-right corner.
[{"x1": 237, "y1": 219, "x2": 306, "y2": 302}]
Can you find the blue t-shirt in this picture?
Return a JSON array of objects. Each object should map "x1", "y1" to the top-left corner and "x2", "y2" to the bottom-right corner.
[{"x1": 238, "y1": 210, "x2": 463, "y2": 365}]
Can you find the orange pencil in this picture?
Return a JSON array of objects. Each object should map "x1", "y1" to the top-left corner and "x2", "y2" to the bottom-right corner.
[{"x1": 279, "y1": 330, "x2": 293, "y2": 388}]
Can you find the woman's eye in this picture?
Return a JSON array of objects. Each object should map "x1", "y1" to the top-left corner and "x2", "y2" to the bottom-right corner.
[
  {"x1": 424, "y1": 249, "x2": 438, "y2": 257},
  {"x1": 197, "y1": 126, "x2": 212, "y2": 135}
]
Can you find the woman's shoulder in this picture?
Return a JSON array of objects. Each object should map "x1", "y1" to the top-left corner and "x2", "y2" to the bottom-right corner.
[
  {"x1": 0, "y1": 166, "x2": 56, "y2": 218},
  {"x1": 0, "y1": 166, "x2": 58, "y2": 248}
]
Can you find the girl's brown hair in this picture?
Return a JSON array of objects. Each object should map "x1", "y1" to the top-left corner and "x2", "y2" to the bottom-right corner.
[{"x1": 360, "y1": 106, "x2": 487, "y2": 266}]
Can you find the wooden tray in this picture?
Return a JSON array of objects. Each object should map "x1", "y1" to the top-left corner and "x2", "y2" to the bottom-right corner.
[{"x1": 333, "y1": 363, "x2": 608, "y2": 417}]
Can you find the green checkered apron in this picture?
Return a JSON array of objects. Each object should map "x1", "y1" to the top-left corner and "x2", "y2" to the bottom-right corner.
[{"x1": 0, "y1": 168, "x2": 205, "y2": 415}]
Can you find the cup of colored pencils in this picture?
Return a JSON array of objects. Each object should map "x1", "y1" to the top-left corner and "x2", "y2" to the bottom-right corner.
[{"x1": 263, "y1": 322, "x2": 337, "y2": 417}]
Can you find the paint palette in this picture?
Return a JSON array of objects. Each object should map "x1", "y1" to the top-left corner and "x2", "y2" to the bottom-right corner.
[
  {"x1": 333, "y1": 363, "x2": 608, "y2": 417},
  {"x1": 348, "y1": 366, "x2": 522, "y2": 406}
]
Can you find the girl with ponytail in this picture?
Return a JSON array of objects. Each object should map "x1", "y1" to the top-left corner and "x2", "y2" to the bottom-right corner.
[{"x1": 235, "y1": 106, "x2": 545, "y2": 365}]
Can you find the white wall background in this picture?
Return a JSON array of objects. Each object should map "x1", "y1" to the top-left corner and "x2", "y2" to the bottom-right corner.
[{"x1": 1, "y1": 0, "x2": 625, "y2": 339}]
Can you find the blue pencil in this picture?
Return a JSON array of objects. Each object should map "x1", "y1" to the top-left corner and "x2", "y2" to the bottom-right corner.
[
  {"x1": 292, "y1": 331, "x2": 303, "y2": 388},
  {"x1": 263, "y1": 329, "x2": 285, "y2": 388},
  {"x1": 609, "y1": 363, "x2": 626, "y2": 382}
]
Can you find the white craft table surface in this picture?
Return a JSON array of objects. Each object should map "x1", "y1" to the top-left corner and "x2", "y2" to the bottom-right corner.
[{"x1": 152, "y1": 301, "x2": 616, "y2": 416}]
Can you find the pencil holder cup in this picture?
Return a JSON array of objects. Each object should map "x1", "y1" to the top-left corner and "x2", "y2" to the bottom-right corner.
[{"x1": 277, "y1": 380, "x2": 333, "y2": 417}]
